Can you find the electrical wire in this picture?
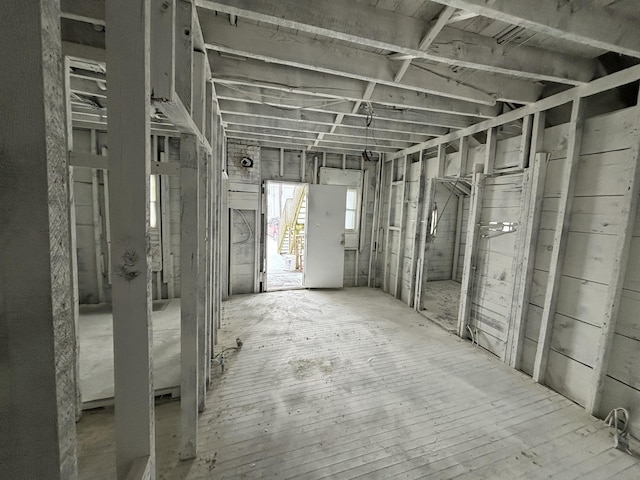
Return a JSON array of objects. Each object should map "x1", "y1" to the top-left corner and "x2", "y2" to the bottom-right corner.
[{"x1": 233, "y1": 209, "x2": 254, "y2": 244}]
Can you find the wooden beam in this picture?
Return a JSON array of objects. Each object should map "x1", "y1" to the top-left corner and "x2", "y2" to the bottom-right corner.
[
  {"x1": 586, "y1": 92, "x2": 640, "y2": 415},
  {"x1": 414, "y1": 178, "x2": 436, "y2": 310},
  {"x1": 105, "y1": 0, "x2": 155, "y2": 477},
  {"x1": 437, "y1": 144, "x2": 446, "y2": 178},
  {"x1": 518, "y1": 114, "x2": 534, "y2": 170},
  {"x1": 507, "y1": 150, "x2": 549, "y2": 369},
  {"x1": 451, "y1": 194, "x2": 464, "y2": 280},
  {"x1": 196, "y1": 0, "x2": 596, "y2": 84},
  {"x1": 484, "y1": 127, "x2": 498, "y2": 176},
  {"x1": 394, "y1": 6, "x2": 456, "y2": 83},
  {"x1": 394, "y1": 157, "x2": 409, "y2": 299},
  {"x1": 388, "y1": 64, "x2": 640, "y2": 160},
  {"x1": 213, "y1": 77, "x2": 500, "y2": 119},
  {"x1": 150, "y1": 0, "x2": 175, "y2": 101},
  {"x1": 457, "y1": 166, "x2": 485, "y2": 338},
  {"x1": 427, "y1": 0, "x2": 640, "y2": 58},
  {"x1": 69, "y1": 151, "x2": 181, "y2": 176},
  {"x1": 408, "y1": 151, "x2": 425, "y2": 307},
  {"x1": 200, "y1": 11, "x2": 494, "y2": 105},
  {"x1": 192, "y1": 50, "x2": 207, "y2": 132},
  {"x1": 533, "y1": 99, "x2": 585, "y2": 384},
  {"x1": 459, "y1": 135, "x2": 470, "y2": 177},
  {"x1": 179, "y1": 134, "x2": 200, "y2": 459},
  {"x1": 217, "y1": 98, "x2": 461, "y2": 132},
  {"x1": 175, "y1": 0, "x2": 193, "y2": 113},
  {"x1": 197, "y1": 143, "x2": 208, "y2": 412}
]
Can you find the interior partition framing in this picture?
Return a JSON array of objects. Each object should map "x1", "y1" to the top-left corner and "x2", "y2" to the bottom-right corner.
[{"x1": 385, "y1": 63, "x2": 640, "y2": 436}]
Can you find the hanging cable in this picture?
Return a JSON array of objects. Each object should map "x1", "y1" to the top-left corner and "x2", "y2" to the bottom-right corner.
[{"x1": 233, "y1": 209, "x2": 254, "y2": 244}]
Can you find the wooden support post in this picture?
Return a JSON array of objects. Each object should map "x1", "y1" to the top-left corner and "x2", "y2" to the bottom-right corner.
[
  {"x1": 206, "y1": 147, "x2": 214, "y2": 385},
  {"x1": 160, "y1": 138, "x2": 174, "y2": 297},
  {"x1": 533, "y1": 99, "x2": 585, "y2": 384},
  {"x1": 301, "y1": 150, "x2": 306, "y2": 182},
  {"x1": 394, "y1": 157, "x2": 409, "y2": 298},
  {"x1": 518, "y1": 114, "x2": 534, "y2": 169},
  {"x1": 179, "y1": 134, "x2": 199, "y2": 459},
  {"x1": 175, "y1": 0, "x2": 193, "y2": 113},
  {"x1": 279, "y1": 147, "x2": 284, "y2": 177},
  {"x1": 383, "y1": 158, "x2": 394, "y2": 293},
  {"x1": 587, "y1": 92, "x2": 640, "y2": 414},
  {"x1": 408, "y1": 151, "x2": 425, "y2": 307},
  {"x1": 69, "y1": 165, "x2": 82, "y2": 421},
  {"x1": 342, "y1": 153, "x2": 347, "y2": 170},
  {"x1": 313, "y1": 155, "x2": 318, "y2": 184},
  {"x1": 105, "y1": 0, "x2": 155, "y2": 477},
  {"x1": 368, "y1": 153, "x2": 383, "y2": 287},
  {"x1": 459, "y1": 136, "x2": 470, "y2": 177},
  {"x1": 192, "y1": 51, "x2": 207, "y2": 133},
  {"x1": 91, "y1": 132, "x2": 105, "y2": 303},
  {"x1": 322, "y1": 151, "x2": 327, "y2": 167},
  {"x1": 458, "y1": 165, "x2": 485, "y2": 338},
  {"x1": 1, "y1": 2, "x2": 78, "y2": 476},
  {"x1": 484, "y1": 127, "x2": 498, "y2": 176},
  {"x1": 414, "y1": 178, "x2": 436, "y2": 310},
  {"x1": 102, "y1": 147, "x2": 113, "y2": 285},
  {"x1": 451, "y1": 194, "x2": 464, "y2": 281},
  {"x1": 437, "y1": 144, "x2": 446, "y2": 178},
  {"x1": 205, "y1": 81, "x2": 213, "y2": 145},
  {"x1": 506, "y1": 112, "x2": 548, "y2": 368},
  {"x1": 197, "y1": 143, "x2": 208, "y2": 412}
]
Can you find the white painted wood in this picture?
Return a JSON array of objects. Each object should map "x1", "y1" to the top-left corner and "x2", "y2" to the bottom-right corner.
[
  {"x1": 507, "y1": 153, "x2": 549, "y2": 369},
  {"x1": 408, "y1": 152, "x2": 425, "y2": 307},
  {"x1": 197, "y1": 144, "x2": 208, "y2": 412},
  {"x1": 393, "y1": 6, "x2": 456, "y2": 83},
  {"x1": 484, "y1": 127, "x2": 498, "y2": 176},
  {"x1": 105, "y1": 0, "x2": 155, "y2": 476},
  {"x1": 383, "y1": 160, "x2": 394, "y2": 293},
  {"x1": 301, "y1": 150, "x2": 306, "y2": 182},
  {"x1": 214, "y1": 71, "x2": 499, "y2": 119},
  {"x1": 192, "y1": 50, "x2": 207, "y2": 132},
  {"x1": 68, "y1": 165, "x2": 82, "y2": 420},
  {"x1": 304, "y1": 185, "x2": 347, "y2": 288},
  {"x1": 394, "y1": 157, "x2": 409, "y2": 299},
  {"x1": 175, "y1": 0, "x2": 193, "y2": 114},
  {"x1": 587, "y1": 93, "x2": 640, "y2": 415},
  {"x1": 414, "y1": 179, "x2": 436, "y2": 310},
  {"x1": 198, "y1": 0, "x2": 596, "y2": 85},
  {"x1": 150, "y1": 0, "x2": 175, "y2": 101},
  {"x1": 388, "y1": 64, "x2": 640, "y2": 161},
  {"x1": 368, "y1": 154, "x2": 383, "y2": 287},
  {"x1": 518, "y1": 115, "x2": 534, "y2": 170},
  {"x1": 533, "y1": 100, "x2": 585, "y2": 384},
  {"x1": 458, "y1": 167, "x2": 485, "y2": 338},
  {"x1": 437, "y1": 144, "x2": 446, "y2": 178},
  {"x1": 91, "y1": 166, "x2": 105, "y2": 302},
  {"x1": 69, "y1": 151, "x2": 181, "y2": 176},
  {"x1": 179, "y1": 134, "x2": 200, "y2": 459},
  {"x1": 427, "y1": 0, "x2": 640, "y2": 58},
  {"x1": 451, "y1": 195, "x2": 464, "y2": 280}
]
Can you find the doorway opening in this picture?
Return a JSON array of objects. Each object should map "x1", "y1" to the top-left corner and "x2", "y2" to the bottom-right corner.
[{"x1": 265, "y1": 181, "x2": 308, "y2": 291}]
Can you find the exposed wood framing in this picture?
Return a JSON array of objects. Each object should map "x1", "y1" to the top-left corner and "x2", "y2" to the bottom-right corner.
[
  {"x1": 533, "y1": 99, "x2": 585, "y2": 384},
  {"x1": 389, "y1": 64, "x2": 640, "y2": 161},
  {"x1": 105, "y1": 0, "x2": 155, "y2": 476},
  {"x1": 457, "y1": 166, "x2": 485, "y2": 338},
  {"x1": 368, "y1": 153, "x2": 383, "y2": 288},
  {"x1": 179, "y1": 134, "x2": 200, "y2": 459},
  {"x1": 506, "y1": 111, "x2": 546, "y2": 367},
  {"x1": 197, "y1": 0, "x2": 596, "y2": 85},
  {"x1": 586, "y1": 91, "x2": 640, "y2": 414},
  {"x1": 451, "y1": 195, "x2": 464, "y2": 280},
  {"x1": 483, "y1": 127, "x2": 498, "y2": 176},
  {"x1": 197, "y1": 143, "x2": 208, "y2": 412},
  {"x1": 414, "y1": 178, "x2": 436, "y2": 310},
  {"x1": 427, "y1": 0, "x2": 640, "y2": 58},
  {"x1": 394, "y1": 157, "x2": 409, "y2": 299},
  {"x1": 408, "y1": 151, "x2": 425, "y2": 307}
]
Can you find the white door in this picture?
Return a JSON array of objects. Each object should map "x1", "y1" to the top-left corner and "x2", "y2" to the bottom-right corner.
[{"x1": 304, "y1": 184, "x2": 346, "y2": 288}]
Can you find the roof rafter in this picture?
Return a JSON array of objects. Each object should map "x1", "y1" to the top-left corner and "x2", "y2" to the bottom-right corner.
[{"x1": 428, "y1": 0, "x2": 640, "y2": 58}]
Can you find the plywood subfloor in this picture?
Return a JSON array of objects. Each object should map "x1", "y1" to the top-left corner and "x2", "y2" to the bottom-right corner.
[
  {"x1": 79, "y1": 299, "x2": 180, "y2": 405},
  {"x1": 77, "y1": 288, "x2": 640, "y2": 479},
  {"x1": 420, "y1": 280, "x2": 461, "y2": 332}
]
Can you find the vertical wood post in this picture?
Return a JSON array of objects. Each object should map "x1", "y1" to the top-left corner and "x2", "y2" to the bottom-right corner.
[
  {"x1": 587, "y1": 92, "x2": 640, "y2": 414},
  {"x1": 175, "y1": 0, "x2": 193, "y2": 112},
  {"x1": 383, "y1": 157, "x2": 394, "y2": 293},
  {"x1": 458, "y1": 166, "x2": 485, "y2": 338},
  {"x1": 0, "y1": 2, "x2": 78, "y2": 476},
  {"x1": 179, "y1": 134, "x2": 200, "y2": 459},
  {"x1": 106, "y1": 0, "x2": 155, "y2": 477},
  {"x1": 368, "y1": 153, "x2": 383, "y2": 287},
  {"x1": 459, "y1": 136, "x2": 470, "y2": 176},
  {"x1": 197, "y1": 143, "x2": 208, "y2": 412},
  {"x1": 451, "y1": 195, "x2": 464, "y2": 280},
  {"x1": 414, "y1": 178, "x2": 436, "y2": 310},
  {"x1": 533, "y1": 99, "x2": 585, "y2": 383},
  {"x1": 408, "y1": 151, "x2": 425, "y2": 307},
  {"x1": 437, "y1": 144, "x2": 446, "y2": 178},
  {"x1": 507, "y1": 153, "x2": 549, "y2": 368},
  {"x1": 394, "y1": 157, "x2": 409, "y2": 298},
  {"x1": 484, "y1": 127, "x2": 498, "y2": 176}
]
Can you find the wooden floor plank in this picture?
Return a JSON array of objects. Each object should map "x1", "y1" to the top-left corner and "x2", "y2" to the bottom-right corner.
[{"x1": 76, "y1": 288, "x2": 640, "y2": 479}]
